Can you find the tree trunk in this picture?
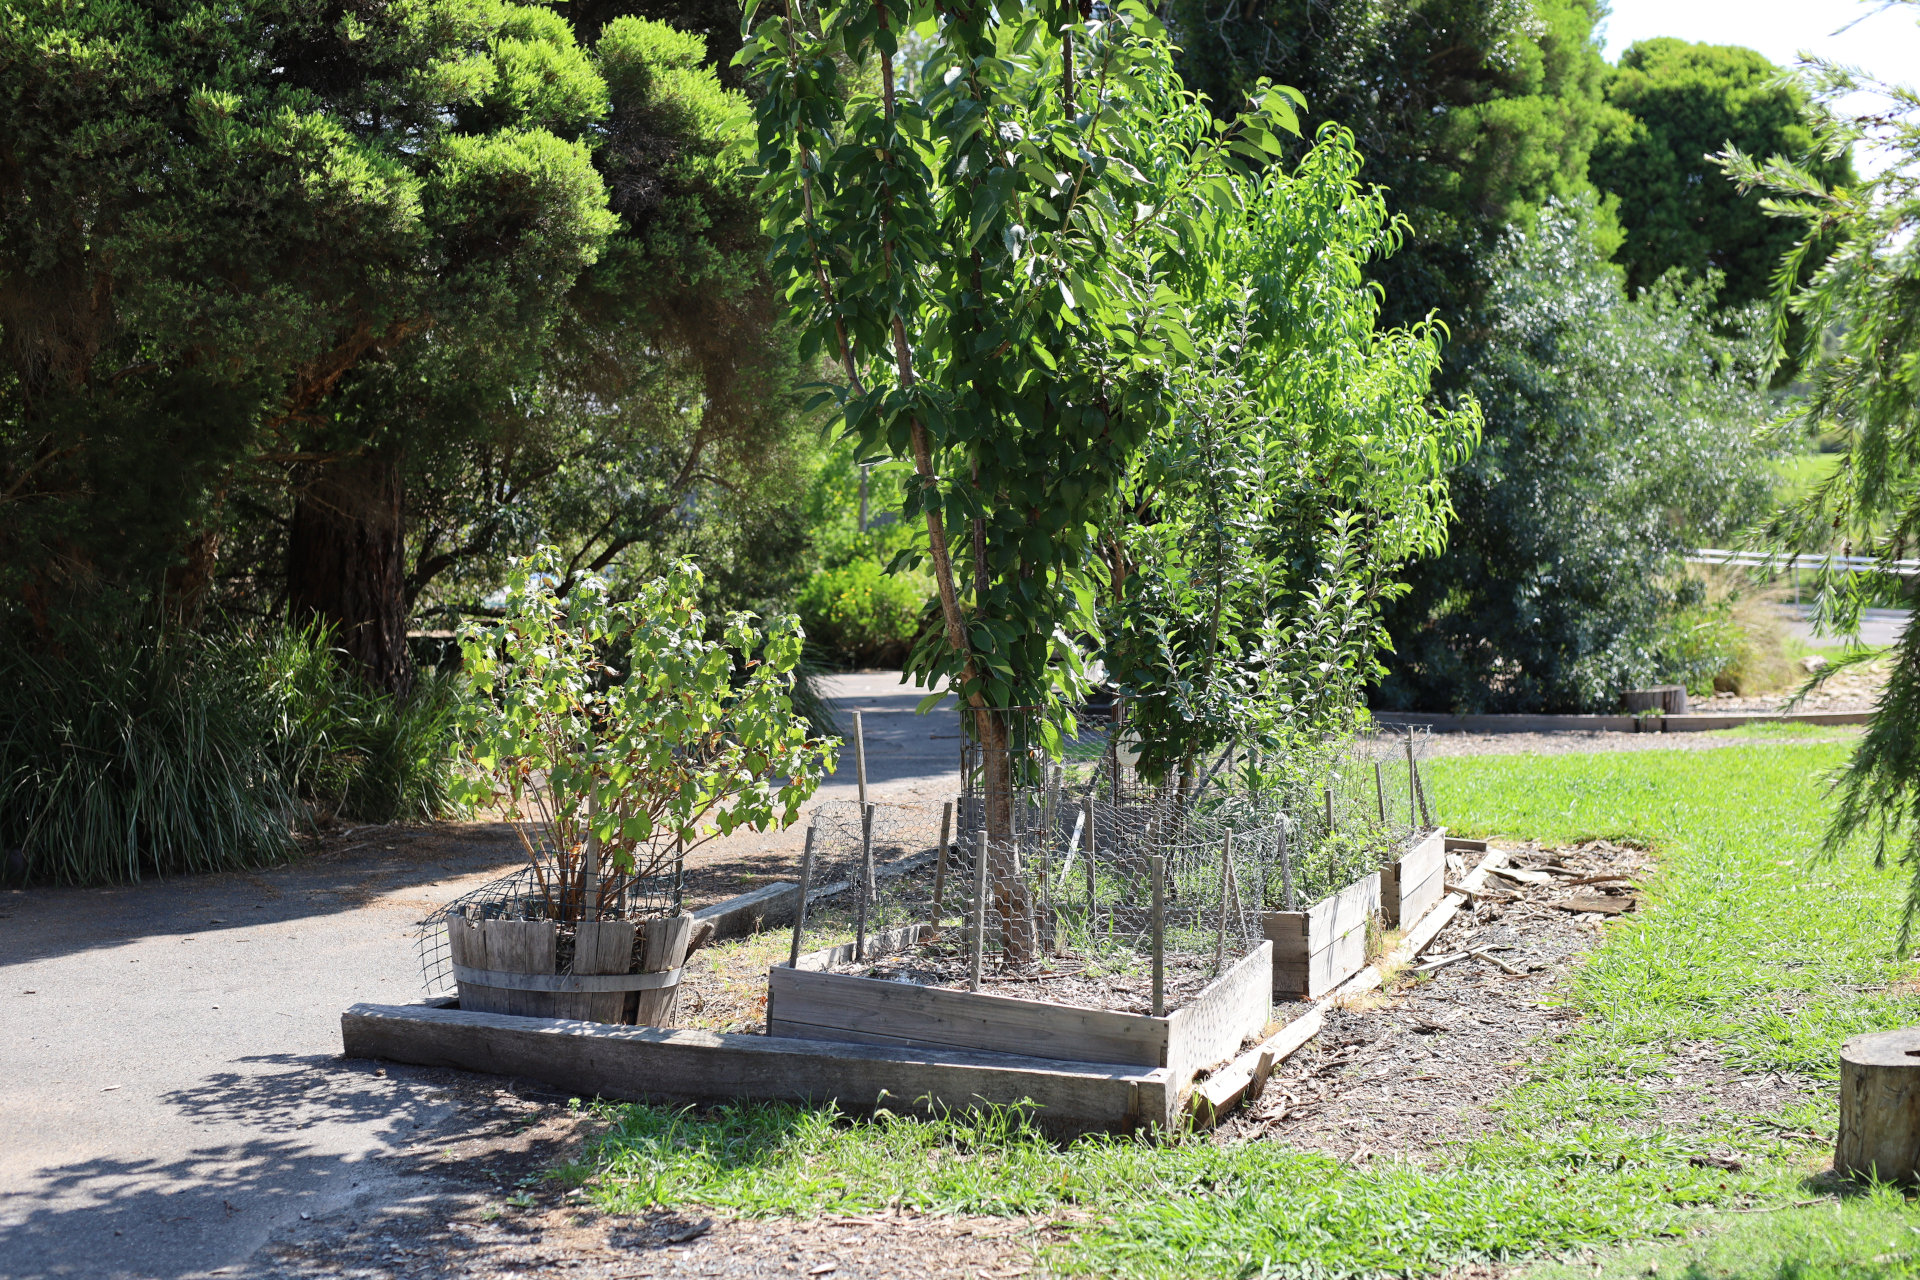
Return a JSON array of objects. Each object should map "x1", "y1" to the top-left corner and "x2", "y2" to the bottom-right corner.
[{"x1": 288, "y1": 454, "x2": 412, "y2": 698}]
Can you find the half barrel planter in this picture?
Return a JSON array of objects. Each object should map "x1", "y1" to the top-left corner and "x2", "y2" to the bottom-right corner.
[
  {"x1": 448, "y1": 914, "x2": 692, "y2": 1025},
  {"x1": 1262, "y1": 826, "x2": 1446, "y2": 1000}
]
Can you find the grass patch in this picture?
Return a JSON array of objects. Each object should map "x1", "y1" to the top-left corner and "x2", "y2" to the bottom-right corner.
[{"x1": 565, "y1": 743, "x2": 1920, "y2": 1276}]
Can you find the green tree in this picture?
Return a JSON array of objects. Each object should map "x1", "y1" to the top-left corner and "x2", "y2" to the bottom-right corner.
[
  {"x1": 1102, "y1": 128, "x2": 1477, "y2": 787},
  {"x1": 1720, "y1": 15, "x2": 1920, "y2": 925},
  {"x1": 1168, "y1": 0, "x2": 1620, "y2": 329},
  {"x1": 1375, "y1": 199, "x2": 1777, "y2": 713},
  {"x1": 1592, "y1": 38, "x2": 1854, "y2": 309},
  {"x1": 0, "y1": 0, "x2": 615, "y2": 671}
]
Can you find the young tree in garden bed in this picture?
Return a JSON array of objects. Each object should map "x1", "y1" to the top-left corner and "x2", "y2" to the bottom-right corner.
[
  {"x1": 1101, "y1": 127, "x2": 1478, "y2": 791},
  {"x1": 454, "y1": 551, "x2": 833, "y2": 920},
  {"x1": 745, "y1": 0, "x2": 1303, "y2": 827},
  {"x1": 1720, "y1": 13, "x2": 1920, "y2": 927}
]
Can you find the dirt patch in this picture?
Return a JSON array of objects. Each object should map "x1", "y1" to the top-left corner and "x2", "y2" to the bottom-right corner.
[
  {"x1": 257, "y1": 1060, "x2": 1041, "y2": 1279},
  {"x1": 843, "y1": 944, "x2": 1227, "y2": 1017}
]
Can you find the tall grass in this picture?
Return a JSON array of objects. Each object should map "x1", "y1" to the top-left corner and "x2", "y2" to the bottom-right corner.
[
  {"x1": 0, "y1": 629, "x2": 297, "y2": 884},
  {"x1": 0, "y1": 623, "x2": 462, "y2": 886}
]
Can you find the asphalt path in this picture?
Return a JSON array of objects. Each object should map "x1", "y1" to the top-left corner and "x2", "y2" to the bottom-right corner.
[{"x1": 0, "y1": 672, "x2": 956, "y2": 1280}]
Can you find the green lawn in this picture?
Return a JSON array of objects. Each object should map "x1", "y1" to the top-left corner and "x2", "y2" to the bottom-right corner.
[{"x1": 564, "y1": 743, "x2": 1920, "y2": 1277}]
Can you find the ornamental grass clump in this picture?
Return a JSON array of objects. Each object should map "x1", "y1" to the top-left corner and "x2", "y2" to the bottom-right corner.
[{"x1": 454, "y1": 551, "x2": 836, "y2": 923}]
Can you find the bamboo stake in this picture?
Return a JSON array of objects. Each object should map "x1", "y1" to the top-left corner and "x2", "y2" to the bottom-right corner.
[
  {"x1": 970, "y1": 830, "x2": 988, "y2": 992},
  {"x1": 788, "y1": 826, "x2": 817, "y2": 968},
  {"x1": 1151, "y1": 855, "x2": 1166, "y2": 1017}
]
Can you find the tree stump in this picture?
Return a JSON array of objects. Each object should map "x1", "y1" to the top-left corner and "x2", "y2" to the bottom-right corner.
[{"x1": 1837, "y1": 1028, "x2": 1920, "y2": 1182}]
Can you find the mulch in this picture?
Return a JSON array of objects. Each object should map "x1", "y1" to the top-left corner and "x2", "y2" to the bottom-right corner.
[{"x1": 271, "y1": 840, "x2": 1812, "y2": 1279}]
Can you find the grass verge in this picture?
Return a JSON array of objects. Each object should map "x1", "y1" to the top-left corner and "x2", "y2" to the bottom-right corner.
[{"x1": 563, "y1": 743, "x2": 1919, "y2": 1277}]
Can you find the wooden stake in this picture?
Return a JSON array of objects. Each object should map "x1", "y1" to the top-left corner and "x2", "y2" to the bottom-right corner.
[
  {"x1": 1406, "y1": 730, "x2": 1418, "y2": 831},
  {"x1": 1414, "y1": 759, "x2": 1434, "y2": 829},
  {"x1": 1150, "y1": 855, "x2": 1166, "y2": 1017},
  {"x1": 1084, "y1": 794, "x2": 1098, "y2": 934},
  {"x1": 970, "y1": 831, "x2": 988, "y2": 992},
  {"x1": 672, "y1": 836, "x2": 685, "y2": 915},
  {"x1": 1277, "y1": 821, "x2": 1296, "y2": 912},
  {"x1": 788, "y1": 827, "x2": 817, "y2": 968},
  {"x1": 854, "y1": 803, "x2": 875, "y2": 961},
  {"x1": 853, "y1": 710, "x2": 868, "y2": 808},
  {"x1": 931, "y1": 801, "x2": 953, "y2": 930},
  {"x1": 1213, "y1": 832, "x2": 1233, "y2": 976},
  {"x1": 1323, "y1": 787, "x2": 1335, "y2": 838},
  {"x1": 1374, "y1": 761, "x2": 1387, "y2": 827}
]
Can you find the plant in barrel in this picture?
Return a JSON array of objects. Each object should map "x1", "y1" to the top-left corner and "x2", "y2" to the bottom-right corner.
[
  {"x1": 453, "y1": 550, "x2": 834, "y2": 923},
  {"x1": 743, "y1": 0, "x2": 1304, "y2": 956}
]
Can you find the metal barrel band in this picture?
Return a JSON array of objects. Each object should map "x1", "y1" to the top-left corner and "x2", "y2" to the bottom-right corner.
[{"x1": 450, "y1": 964, "x2": 683, "y2": 993}]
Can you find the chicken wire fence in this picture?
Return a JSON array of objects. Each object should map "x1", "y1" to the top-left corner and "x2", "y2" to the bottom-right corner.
[
  {"x1": 413, "y1": 857, "x2": 682, "y2": 998},
  {"x1": 782, "y1": 725, "x2": 1439, "y2": 1008}
]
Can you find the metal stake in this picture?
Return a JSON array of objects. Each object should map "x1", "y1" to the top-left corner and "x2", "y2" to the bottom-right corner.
[
  {"x1": 788, "y1": 827, "x2": 817, "y2": 968},
  {"x1": 1150, "y1": 854, "x2": 1166, "y2": 1017}
]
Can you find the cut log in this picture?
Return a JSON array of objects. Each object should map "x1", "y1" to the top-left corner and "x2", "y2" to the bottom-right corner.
[{"x1": 1837, "y1": 1029, "x2": 1920, "y2": 1182}]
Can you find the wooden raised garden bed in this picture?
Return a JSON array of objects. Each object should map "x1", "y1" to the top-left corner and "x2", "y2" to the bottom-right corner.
[
  {"x1": 1263, "y1": 827, "x2": 1445, "y2": 1000},
  {"x1": 766, "y1": 931, "x2": 1274, "y2": 1087},
  {"x1": 1381, "y1": 826, "x2": 1447, "y2": 929}
]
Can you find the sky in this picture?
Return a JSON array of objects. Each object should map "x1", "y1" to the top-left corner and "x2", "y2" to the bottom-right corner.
[
  {"x1": 1599, "y1": 0, "x2": 1920, "y2": 83},
  {"x1": 1599, "y1": 0, "x2": 1920, "y2": 173}
]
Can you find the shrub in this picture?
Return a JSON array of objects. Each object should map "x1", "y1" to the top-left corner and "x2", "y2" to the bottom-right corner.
[
  {"x1": 1378, "y1": 199, "x2": 1780, "y2": 713},
  {"x1": 1654, "y1": 567, "x2": 1797, "y2": 698},
  {"x1": 0, "y1": 628, "x2": 296, "y2": 885},
  {"x1": 0, "y1": 621, "x2": 464, "y2": 886},
  {"x1": 795, "y1": 558, "x2": 928, "y2": 670}
]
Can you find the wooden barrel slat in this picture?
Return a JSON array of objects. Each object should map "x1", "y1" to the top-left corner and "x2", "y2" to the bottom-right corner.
[{"x1": 448, "y1": 913, "x2": 682, "y2": 1026}]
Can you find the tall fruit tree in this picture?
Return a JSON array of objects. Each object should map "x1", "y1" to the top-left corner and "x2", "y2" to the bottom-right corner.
[{"x1": 743, "y1": 0, "x2": 1301, "y2": 950}]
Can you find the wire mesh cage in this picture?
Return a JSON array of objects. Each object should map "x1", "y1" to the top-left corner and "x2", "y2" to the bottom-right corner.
[{"x1": 775, "y1": 720, "x2": 1442, "y2": 1016}]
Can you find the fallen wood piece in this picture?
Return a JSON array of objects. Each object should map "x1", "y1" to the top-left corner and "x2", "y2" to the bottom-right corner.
[
  {"x1": 1470, "y1": 948, "x2": 1526, "y2": 976},
  {"x1": 1566, "y1": 874, "x2": 1638, "y2": 888},
  {"x1": 1445, "y1": 881, "x2": 1514, "y2": 902},
  {"x1": 1549, "y1": 895, "x2": 1636, "y2": 916},
  {"x1": 1411, "y1": 951, "x2": 1470, "y2": 973},
  {"x1": 1489, "y1": 867, "x2": 1558, "y2": 886}
]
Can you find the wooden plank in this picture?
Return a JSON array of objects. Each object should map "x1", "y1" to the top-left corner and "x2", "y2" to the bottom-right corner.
[
  {"x1": 766, "y1": 966, "x2": 1169, "y2": 1068},
  {"x1": 1382, "y1": 829, "x2": 1446, "y2": 927},
  {"x1": 1166, "y1": 943, "x2": 1272, "y2": 1084},
  {"x1": 1189, "y1": 1007, "x2": 1325, "y2": 1127},
  {"x1": 634, "y1": 916, "x2": 692, "y2": 1027},
  {"x1": 343, "y1": 1002, "x2": 1175, "y2": 1134},
  {"x1": 692, "y1": 882, "x2": 798, "y2": 941},
  {"x1": 564, "y1": 920, "x2": 635, "y2": 1024},
  {"x1": 1444, "y1": 837, "x2": 1489, "y2": 854},
  {"x1": 790, "y1": 923, "x2": 926, "y2": 973}
]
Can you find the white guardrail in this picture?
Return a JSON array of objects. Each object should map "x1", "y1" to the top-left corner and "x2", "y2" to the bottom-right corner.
[{"x1": 1689, "y1": 548, "x2": 1920, "y2": 579}]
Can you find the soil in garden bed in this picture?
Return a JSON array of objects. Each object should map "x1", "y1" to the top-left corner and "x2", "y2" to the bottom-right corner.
[
  {"x1": 834, "y1": 939, "x2": 1238, "y2": 1017},
  {"x1": 1217, "y1": 839, "x2": 1817, "y2": 1163}
]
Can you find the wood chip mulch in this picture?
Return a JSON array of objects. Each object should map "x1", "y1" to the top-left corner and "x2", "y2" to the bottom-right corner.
[{"x1": 1216, "y1": 840, "x2": 1650, "y2": 1158}]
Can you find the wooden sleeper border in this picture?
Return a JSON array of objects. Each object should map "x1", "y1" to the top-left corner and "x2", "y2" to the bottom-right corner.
[{"x1": 1189, "y1": 844, "x2": 1509, "y2": 1126}]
